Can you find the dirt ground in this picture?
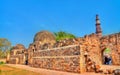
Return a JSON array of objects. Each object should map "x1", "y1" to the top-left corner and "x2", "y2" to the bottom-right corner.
[
  {"x1": 0, "y1": 65, "x2": 43, "y2": 75},
  {"x1": 6, "y1": 64, "x2": 120, "y2": 75}
]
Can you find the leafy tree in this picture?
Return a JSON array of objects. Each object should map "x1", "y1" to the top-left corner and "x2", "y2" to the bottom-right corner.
[
  {"x1": 0, "y1": 38, "x2": 11, "y2": 58},
  {"x1": 54, "y1": 31, "x2": 76, "y2": 41}
]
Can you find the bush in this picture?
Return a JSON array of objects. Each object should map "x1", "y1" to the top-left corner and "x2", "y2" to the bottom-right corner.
[
  {"x1": 54, "y1": 31, "x2": 76, "y2": 41},
  {"x1": 0, "y1": 61, "x2": 5, "y2": 65}
]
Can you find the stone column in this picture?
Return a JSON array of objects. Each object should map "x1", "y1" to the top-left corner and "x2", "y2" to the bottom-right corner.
[
  {"x1": 23, "y1": 54, "x2": 26, "y2": 64},
  {"x1": 6, "y1": 53, "x2": 10, "y2": 63},
  {"x1": 16, "y1": 58, "x2": 19, "y2": 64},
  {"x1": 80, "y1": 45, "x2": 86, "y2": 73}
]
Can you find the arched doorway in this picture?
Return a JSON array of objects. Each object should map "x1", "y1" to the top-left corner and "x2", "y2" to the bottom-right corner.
[
  {"x1": 101, "y1": 48, "x2": 112, "y2": 65},
  {"x1": 24, "y1": 54, "x2": 28, "y2": 65}
]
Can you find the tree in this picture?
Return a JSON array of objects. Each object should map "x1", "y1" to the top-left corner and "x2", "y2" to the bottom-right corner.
[
  {"x1": 54, "y1": 31, "x2": 76, "y2": 41},
  {"x1": 0, "y1": 38, "x2": 11, "y2": 58}
]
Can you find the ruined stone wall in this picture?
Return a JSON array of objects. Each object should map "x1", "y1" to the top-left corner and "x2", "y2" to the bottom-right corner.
[
  {"x1": 100, "y1": 33, "x2": 120, "y2": 65},
  {"x1": 79, "y1": 32, "x2": 120, "y2": 66},
  {"x1": 9, "y1": 54, "x2": 25, "y2": 64},
  {"x1": 8, "y1": 32, "x2": 120, "y2": 74},
  {"x1": 9, "y1": 49, "x2": 26, "y2": 64},
  {"x1": 8, "y1": 44, "x2": 26, "y2": 64},
  {"x1": 30, "y1": 45, "x2": 85, "y2": 73},
  {"x1": 28, "y1": 32, "x2": 120, "y2": 73},
  {"x1": 79, "y1": 34, "x2": 101, "y2": 65},
  {"x1": 80, "y1": 33, "x2": 120, "y2": 67}
]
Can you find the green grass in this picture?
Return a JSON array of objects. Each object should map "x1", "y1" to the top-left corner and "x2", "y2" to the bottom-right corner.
[{"x1": 0, "y1": 65, "x2": 43, "y2": 75}]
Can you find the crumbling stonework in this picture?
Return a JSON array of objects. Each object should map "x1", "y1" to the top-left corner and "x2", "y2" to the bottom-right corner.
[
  {"x1": 28, "y1": 45, "x2": 85, "y2": 73},
  {"x1": 8, "y1": 31, "x2": 120, "y2": 74},
  {"x1": 82, "y1": 33, "x2": 101, "y2": 65},
  {"x1": 8, "y1": 15, "x2": 120, "y2": 74},
  {"x1": 32, "y1": 56, "x2": 80, "y2": 72},
  {"x1": 33, "y1": 45, "x2": 80, "y2": 57},
  {"x1": 100, "y1": 33, "x2": 120, "y2": 65},
  {"x1": 8, "y1": 44, "x2": 27, "y2": 64}
]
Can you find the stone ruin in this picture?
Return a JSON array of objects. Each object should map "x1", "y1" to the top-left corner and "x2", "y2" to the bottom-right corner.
[
  {"x1": 7, "y1": 15, "x2": 120, "y2": 74},
  {"x1": 7, "y1": 44, "x2": 27, "y2": 64}
]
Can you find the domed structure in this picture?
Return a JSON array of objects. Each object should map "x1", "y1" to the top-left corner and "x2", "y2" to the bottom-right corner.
[
  {"x1": 12, "y1": 44, "x2": 26, "y2": 50},
  {"x1": 33, "y1": 30, "x2": 56, "y2": 45}
]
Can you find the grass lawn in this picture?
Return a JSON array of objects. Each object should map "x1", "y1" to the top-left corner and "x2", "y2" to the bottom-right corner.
[{"x1": 0, "y1": 64, "x2": 43, "y2": 75}]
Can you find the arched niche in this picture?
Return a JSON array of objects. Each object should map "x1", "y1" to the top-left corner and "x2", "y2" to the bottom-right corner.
[{"x1": 101, "y1": 48, "x2": 112, "y2": 65}]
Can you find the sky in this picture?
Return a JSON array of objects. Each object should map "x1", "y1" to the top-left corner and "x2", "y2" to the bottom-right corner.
[{"x1": 0, "y1": 0, "x2": 120, "y2": 48}]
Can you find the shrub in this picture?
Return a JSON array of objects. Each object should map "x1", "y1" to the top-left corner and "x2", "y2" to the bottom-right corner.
[{"x1": 0, "y1": 61, "x2": 5, "y2": 65}]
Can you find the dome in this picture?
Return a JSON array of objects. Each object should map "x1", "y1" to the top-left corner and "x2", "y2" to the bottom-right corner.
[
  {"x1": 12, "y1": 44, "x2": 26, "y2": 50},
  {"x1": 33, "y1": 30, "x2": 56, "y2": 44}
]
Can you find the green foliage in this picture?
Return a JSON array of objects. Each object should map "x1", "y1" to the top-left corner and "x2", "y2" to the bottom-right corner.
[
  {"x1": 54, "y1": 31, "x2": 76, "y2": 41},
  {"x1": 104, "y1": 48, "x2": 111, "y2": 54},
  {"x1": 0, "y1": 61, "x2": 5, "y2": 65},
  {"x1": 0, "y1": 38, "x2": 11, "y2": 58}
]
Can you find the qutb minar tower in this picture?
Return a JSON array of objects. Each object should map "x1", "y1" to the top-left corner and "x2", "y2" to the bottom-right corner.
[{"x1": 96, "y1": 14, "x2": 102, "y2": 38}]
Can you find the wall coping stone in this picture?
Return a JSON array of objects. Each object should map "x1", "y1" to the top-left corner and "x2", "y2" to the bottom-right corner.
[
  {"x1": 34, "y1": 45, "x2": 79, "y2": 53},
  {"x1": 32, "y1": 55, "x2": 79, "y2": 59}
]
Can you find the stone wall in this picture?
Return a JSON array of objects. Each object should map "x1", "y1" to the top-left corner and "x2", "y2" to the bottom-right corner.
[
  {"x1": 8, "y1": 32, "x2": 120, "y2": 73},
  {"x1": 32, "y1": 56, "x2": 80, "y2": 72},
  {"x1": 9, "y1": 54, "x2": 25, "y2": 64},
  {"x1": 81, "y1": 32, "x2": 120, "y2": 65},
  {"x1": 100, "y1": 33, "x2": 120, "y2": 65},
  {"x1": 28, "y1": 32, "x2": 120, "y2": 73},
  {"x1": 82, "y1": 34, "x2": 101, "y2": 65},
  {"x1": 33, "y1": 45, "x2": 80, "y2": 57},
  {"x1": 80, "y1": 33, "x2": 120, "y2": 67},
  {"x1": 29, "y1": 45, "x2": 85, "y2": 73},
  {"x1": 75, "y1": 34, "x2": 102, "y2": 72},
  {"x1": 8, "y1": 44, "x2": 27, "y2": 64}
]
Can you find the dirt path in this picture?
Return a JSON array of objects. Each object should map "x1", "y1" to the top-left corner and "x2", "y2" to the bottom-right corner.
[
  {"x1": 5, "y1": 64, "x2": 106, "y2": 75},
  {"x1": 101, "y1": 65, "x2": 120, "y2": 70}
]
